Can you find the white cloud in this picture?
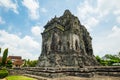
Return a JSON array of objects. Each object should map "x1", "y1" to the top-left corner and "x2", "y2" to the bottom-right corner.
[
  {"x1": 98, "y1": 0, "x2": 120, "y2": 11},
  {"x1": 116, "y1": 16, "x2": 120, "y2": 23},
  {"x1": 77, "y1": 1, "x2": 96, "y2": 19},
  {"x1": 0, "y1": 0, "x2": 18, "y2": 14},
  {"x1": 97, "y1": 0, "x2": 120, "y2": 17},
  {"x1": 0, "y1": 30, "x2": 40, "y2": 60},
  {"x1": 22, "y1": 0, "x2": 40, "y2": 20},
  {"x1": 94, "y1": 0, "x2": 120, "y2": 56},
  {"x1": 20, "y1": 36, "x2": 39, "y2": 49},
  {"x1": 108, "y1": 26, "x2": 120, "y2": 38},
  {"x1": 76, "y1": 0, "x2": 120, "y2": 31},
  {"x1": 77, "y1": 0, "x2": 120, "y2": 57},
  {"x1": 77, "y1": 0, "x2": 99, "y2": 31},
  {"x1": 84, "y1": 17, "x2": 99, "y2": 31},
  {"x1": 114, "y1": 10, "x2": 120, "y2": 15},
  {"x1": 31, "y1": 26, "x2": 44, "y2": 36},
  {"x1": 93, "y1": 25, "x2": 120, "y2": 57},
  {"x1": 0, "y1": 16, "x2": 5, "y2": 24}
]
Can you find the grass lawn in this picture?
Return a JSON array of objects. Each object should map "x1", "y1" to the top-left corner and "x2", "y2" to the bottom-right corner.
[{"x1": 6, "y1": 75, "x2": 37, "y2": 80}]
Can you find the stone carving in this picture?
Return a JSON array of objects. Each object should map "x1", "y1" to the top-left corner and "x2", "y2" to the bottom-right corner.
[{"x1": 37, "y1": 10, "x2": 100, "y2": 67}]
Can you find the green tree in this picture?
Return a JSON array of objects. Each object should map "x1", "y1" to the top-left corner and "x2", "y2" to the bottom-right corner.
[
  {"x1": 96, "y1": 55, "x2": 101, "y2": 63},
  {"x1": 2, "y1": 48, "x2": 8, "y2": 67},
  {"x1": 0, "y1": 48, "x2": 1, "y2": 67},
  {"x1": 27, "y1": 59, "x2": 30, "y2": 67},
  {"x1": 0, "y1": 47, "x2": 1, "y2": 54},
  {"x1": 6, "y1": 60, "x2": 12, "y2": 68},
  {"x1": 23, "y1": 59, "x2": 38, "y2": 67},
  {"x1": 99, "y1": 52, "x2": 120, "y2": 66},
  {"x1": 104, "y1": 54, "x2": 120, "y2": 63},
  {"x1": 29, "y1": 60, "x2": 38, "y2": 67},
  {"x1": 23, "y1": 59, "x2": 27, "y2": 67},
  {"x1": 96, "y1": 55, "x2": 108, "y2": 66},
  {"x1": 118, "y1": 52, "x2": 120, "y2": 58}
]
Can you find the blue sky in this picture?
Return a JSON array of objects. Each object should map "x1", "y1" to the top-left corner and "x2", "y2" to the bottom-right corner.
[{"x1": 0, "y1": 0, "x2": 120, "y2": 60}]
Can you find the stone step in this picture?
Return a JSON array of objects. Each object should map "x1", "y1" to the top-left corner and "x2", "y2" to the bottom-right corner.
[
  {"x1": 21, "y1": 66, "x2": 120, "y2": 72},
  {"x1": 24, "y1": 71, "x2": 66, "y2": 78}
]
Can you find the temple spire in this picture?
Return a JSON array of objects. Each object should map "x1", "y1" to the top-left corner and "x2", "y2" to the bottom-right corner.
[{"x1": 63, "y1": 9, "x2": 72, "y2": 16}]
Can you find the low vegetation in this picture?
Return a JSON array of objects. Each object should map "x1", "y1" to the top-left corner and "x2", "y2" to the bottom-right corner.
[
  {"x1": 96, "y1": 52, "x2": 120, "y2": 66},
  {"x1": 6, "y1": 75, "x2": 37, "y2": 80},
  {"x1": 0, "y1": 68, "x2": 9, "y2": 79},
  {"x1": 23, "y1": 59, "x2": 38, "y2": 67}
]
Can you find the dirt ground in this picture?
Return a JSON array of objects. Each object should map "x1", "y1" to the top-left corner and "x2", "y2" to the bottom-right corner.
[
  {"x1": 0, "y1": 76, "x2": 120, "y2": 80},
  {"x1": 50, "y1": 76, "x2": 120, "y2": 80}
]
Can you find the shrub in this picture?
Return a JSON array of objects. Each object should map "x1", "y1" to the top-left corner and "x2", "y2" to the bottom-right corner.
[
  {"x1": 0, "y1": 68, "x2": 9, "y2": 78},
  {"x1": 6, "y1": 60, "x2": 12, "y2": 68}
]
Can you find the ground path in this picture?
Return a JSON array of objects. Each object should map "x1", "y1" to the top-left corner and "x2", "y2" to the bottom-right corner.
[{"x1": 24, "y1": 74, "x2": 120, "y2": 80}]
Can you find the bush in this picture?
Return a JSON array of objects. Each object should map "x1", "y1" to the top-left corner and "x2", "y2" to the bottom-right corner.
[
  {"x1": 0, "y1": 68, "x2": 9, "y2": 78},
  {"x1": 6, "y1": 60, "x2": 12, "y2": 68}
]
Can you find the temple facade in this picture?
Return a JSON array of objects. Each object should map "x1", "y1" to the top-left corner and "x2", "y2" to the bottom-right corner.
[{"x1": 37, "y1": 10, "x2": 99, "y2": 67}]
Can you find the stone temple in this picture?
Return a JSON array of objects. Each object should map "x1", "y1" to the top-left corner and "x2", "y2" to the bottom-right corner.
[{"x1": 37, "y1": 10, "x2": 99, "y2": 67}]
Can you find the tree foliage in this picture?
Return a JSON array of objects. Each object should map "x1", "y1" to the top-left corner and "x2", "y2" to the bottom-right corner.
[
  {"x1": 0, "y1": 47, "x2": 1, "y2": 53},
  {"x1": 96, "y1": 52, "x2": 120, "y2": 66},
  {"x1": 2, "y1": 48, "x2": 8, "y2": 67},
  {"x1": 23, "y1": 59, "x2": 38, "y2": 67},
  {"x1": 6, "y1": 60, "x2": 12, "y2": 68},
  {"x1": 0, "y1": 48, "x2": 12, "y2": 68}
]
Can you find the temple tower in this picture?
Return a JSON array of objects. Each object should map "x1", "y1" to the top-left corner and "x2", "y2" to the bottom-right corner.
[{"x1": 37, "y1": 10, "x2": 99, "y2": 67}]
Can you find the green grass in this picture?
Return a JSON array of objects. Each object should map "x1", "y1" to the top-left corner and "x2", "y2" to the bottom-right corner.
[{"x1": 6, "y1": 75, "x2": 37, "y2": 80}]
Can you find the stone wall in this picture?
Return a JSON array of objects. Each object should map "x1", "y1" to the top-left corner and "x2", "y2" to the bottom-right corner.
[
  {"x1": 8, "y1": 66, "x2": 120, "y2": 78},
  {"x1": 8, "y1": 68, "x2": 24, "y2": 75}
]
